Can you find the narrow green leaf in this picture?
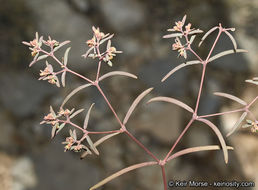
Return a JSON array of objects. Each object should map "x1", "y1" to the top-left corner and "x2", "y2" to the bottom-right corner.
[
  {"x1": 107, "y1": 60, "x2": 112, "y2": 67},
  {"x1": 64, "y1": 47, "x2": 71, "y2": 66},
  {"x1": 29, "y1": 53, "x2": 39, "y2": 67},
  {"x1": 53, "y1": 41, "x2": 71, "y2": 52},
  {"x1": 198, "y1": 118, "x2": 229, "y2": 164},
  {"x1": 189, "y1": 35, "x2": 196, "y2": 44},
  {"x1": 224, "y1": 30, "x2": 237, "y2": 51},
  {"x1": 50, "y1": 106, "x2": 56, "y2": 117},
  {"x1": 61, "y1": 83, "x2": 93, "y2": 108},
  {"x1": 90, "y1": 162, "x2": 157, "y2": 190},
  {"x1": 123, "y1": 88, "x2": 153, "y2": 125},
  {"x1": 37, "y1": 54, "x2": 48, "y2": 61},
  {"x1": 227, "y1": 112, "x2": 247, "y2": 137},
  {"x1": 99, "y1": 34, "x2": 114, "y2": 45},
  {"x1": 80, "y1": 132, "x2": 120, "y2": 159},
  {"x1": 214, "y1": 92, "x2": 247, "y2": 105},
  {"x1": 86, "y1": 136, "x2": 99, "y2": 155},
  {"x1": 188, "y1": 29, "x2": 203, "y2": 35},
  {"x1": 199, "y1": 26, "x2": 218, "y2": 47},
  {"x1": 161, "y1": 60, "x2": 201, "y2": 82},
  {"x1": 83, "y1": 103, "x2": 95, "y2": 130},
  {"x1": 148, "y1": 96, "x2": 194, "y2": 113},
  {"x1": 82, "y1": 46, "x2": 94, "y2": 58},
  {"x1": 208, "y1": 49, "x2": 247, "y2": 63},
  {"x1": 51, "y1": 123, "x2": 58, "y2": 139},
  {"x1": 99, "y1": 71, "x2": 137, "y2": 82},
  {"x1": 57, "y1": 123, "x2": 66, "y2": 134},
  {"x1": 70, "y1": 109, "x2": 84, "y2": 119},
  {"x1": 163, "y1": 33, "x2": 183, "y2": 39},
  {"x1": 61, "y1": 71, "x2": 66, "y2": 87},
  {"x1": 167, "y1": 145, "x2": 234, "y2": 162}
]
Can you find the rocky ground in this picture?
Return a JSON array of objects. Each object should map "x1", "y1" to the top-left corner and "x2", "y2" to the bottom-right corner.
[{"x1": 0, "y1": 0, "x2": 257, "y2": 189}]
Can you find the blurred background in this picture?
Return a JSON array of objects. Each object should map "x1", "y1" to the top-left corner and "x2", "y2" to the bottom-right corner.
[{"x1": 0, "y1": 0, "x2": 257, "y2": 189}]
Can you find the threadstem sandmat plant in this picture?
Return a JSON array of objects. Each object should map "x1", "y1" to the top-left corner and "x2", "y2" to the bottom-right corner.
[{"x1": 22, "y1": 15, "x2": 257, "y2": 190}]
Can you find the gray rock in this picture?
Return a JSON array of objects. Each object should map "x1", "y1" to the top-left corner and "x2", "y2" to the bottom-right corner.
[
  {"x1": 11, "y1": 157, "x2": 37, "y2": 190},
  {"x1": 0, "y1": 73, "x2": 56, "y2": 117},
  {"x1": 99, "y1": 0, "x2": 145, "y2": 32}
]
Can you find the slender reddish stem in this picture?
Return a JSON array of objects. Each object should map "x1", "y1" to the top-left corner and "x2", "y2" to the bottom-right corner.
[
  {"x1": 194, "y1": 64, "x2": 207, "y2": 113},
  {"x1": 161, "y1": 165, "x2": 167, "y2": 190},
  {"x1": 96, "y1": 84, "x2": 124, "y2": 127},
  {"x1": 248, "y1": 96, "x2": 258, "y2": 108},
  {"x1": 124, "y1": 130, "x2": 159, "y2": 162},
  {"x1": 164, "y1": 119, "x2": 194, "y2": 162},
  {"x1": 96, "y1": 61, "x2": 102, "y2": 81},
  {"x1": 198, "y1": 108, "x2": 245, "y2": 118},
  {"x1": 96, "y1": 84, "x2": 159, "y2": 162},
  {"x1": 205, "y1": 26, "x2": 222, "y2": 62},
  {"x1": 66, "y1": 68, "x2": 94, "y2": 84}
]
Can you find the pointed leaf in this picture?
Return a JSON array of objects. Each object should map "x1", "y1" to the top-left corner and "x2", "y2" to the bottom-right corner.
[
  {"x1": 57, "y1": 123, "x2": 66, "y2": 134},
  {"x1": 61, "y1": 83, "x2": 92, "y2": 108},
  {"x1": 214, "y1": 92, "x2": 247, "y2": 105},
  {"x1": 208, "y1": 49, "x2": 247, "y2": 63},
  {"x1": 99, "y1": 71, "x2": 138, "y2": 82},
  {"x1": 163, "y1": 33, "x2": 183, "y2": 39},
  {"x1": 37, "y1": 54, "x2": 48, "y2": 62},
  {"x1": 53, "y1": 41, "x2": 71, "y2": 52},
  {"x1": 189, "y1": 35, "x2": 196, "y2": 44},
  {"x1": 99, "y1": 34, "x2": 114, "y2": 45},
  {"x1": 107, "y1": 40, "x2": 111, "y2": 49},
  {"x1": 82, "y1": 46, "x2": 94, "y2": 58},
  {"x1": 86, "y1": 136, "x2": 99, "y2": 155},
  {"x1": 199, "y1": 26, "x2": 218, "y2": 47},
  {"x1": 54, "y1": 76, "x2": 60, "y2": 88},
  {"x1": 123, "y1": 88, "x2": 153, "y2": 125},
  {"x1": 51, "y1": 123, "x2": 58, "y2": 139},
  {"x1": 198, "y1": 118, "x2": 228, "y2": 164},
  {"x1": 188, "y1": 29, "x2": 203, "y2": 35},
  {"x1": 70, "y1": 109, "x2": 84, "y2": 119},
  {"x1": 61, "y1": 71, "x2": 66, "y2": 87},
  {"x1": 227, "y1": 112, "x2": 247, "y2": 137},
  {"x1": 162, "y1": 60, "x2": 201, "y2": 82},
  {"x1": 89, "y1": 162, "x2": 157, "y2": 190},
  {"x1": 224, "y1": 30, "x2": 237, "y2": 51},
  {"x1": 168, "y1": 145, "x2": 234, "y2": 162},
  {"x1": 83, "y1": 103, "x2": 95, "y2": 129},
  {"x1": 245, "y1": 79, "x2": 258, "y2": 86},
  {"x1": 148, "y1": 96, "x2": 194, "y2": 113},
  {"x1": 182, "y1": 15, "x2": 187, "y2": 25},
  {"x1": 80, "y1": 132, "x2": 120, "y2": 159},
  {"x1": 29, "y1": 53, "x2": 39, "y2": 67},
  {"x1": 107, "y1": 60, "x2": 112, "y2": 67},
  {"x1": 63, "y1": 47, "x2": 71, "y2": 66},
  {"x1": 50, "y1": 106, "x2": 56, "y2": 117}
]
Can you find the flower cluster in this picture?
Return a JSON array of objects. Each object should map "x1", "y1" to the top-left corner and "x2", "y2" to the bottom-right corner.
[
  {"x1": 62, "y1": 130, "x2": 88, "y2": 152},
  {"x1": 43, "y1": 36, "x2": 59, "y2": 48},
  {"x1": 22, "y1": 32, "x2": 42, "y2": 56},
  {"x1": 39, "y1": 61, "x2": 60, "y2": 87},
  {"x1": 172, "y1": 38, "x2": 186, "y2": 58},
  {"x1": 103, "y1": 42, "x2": 122, "y2": 67},
  {"x1": 243, "y1": 120, "x2": 258, "y2": 133},
  {"x1": 163, "y1": 15, "x2": 203, "y2": 59},
  {"x1": 83, "y1": 26, "x2": 122, "y2": 67}
]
